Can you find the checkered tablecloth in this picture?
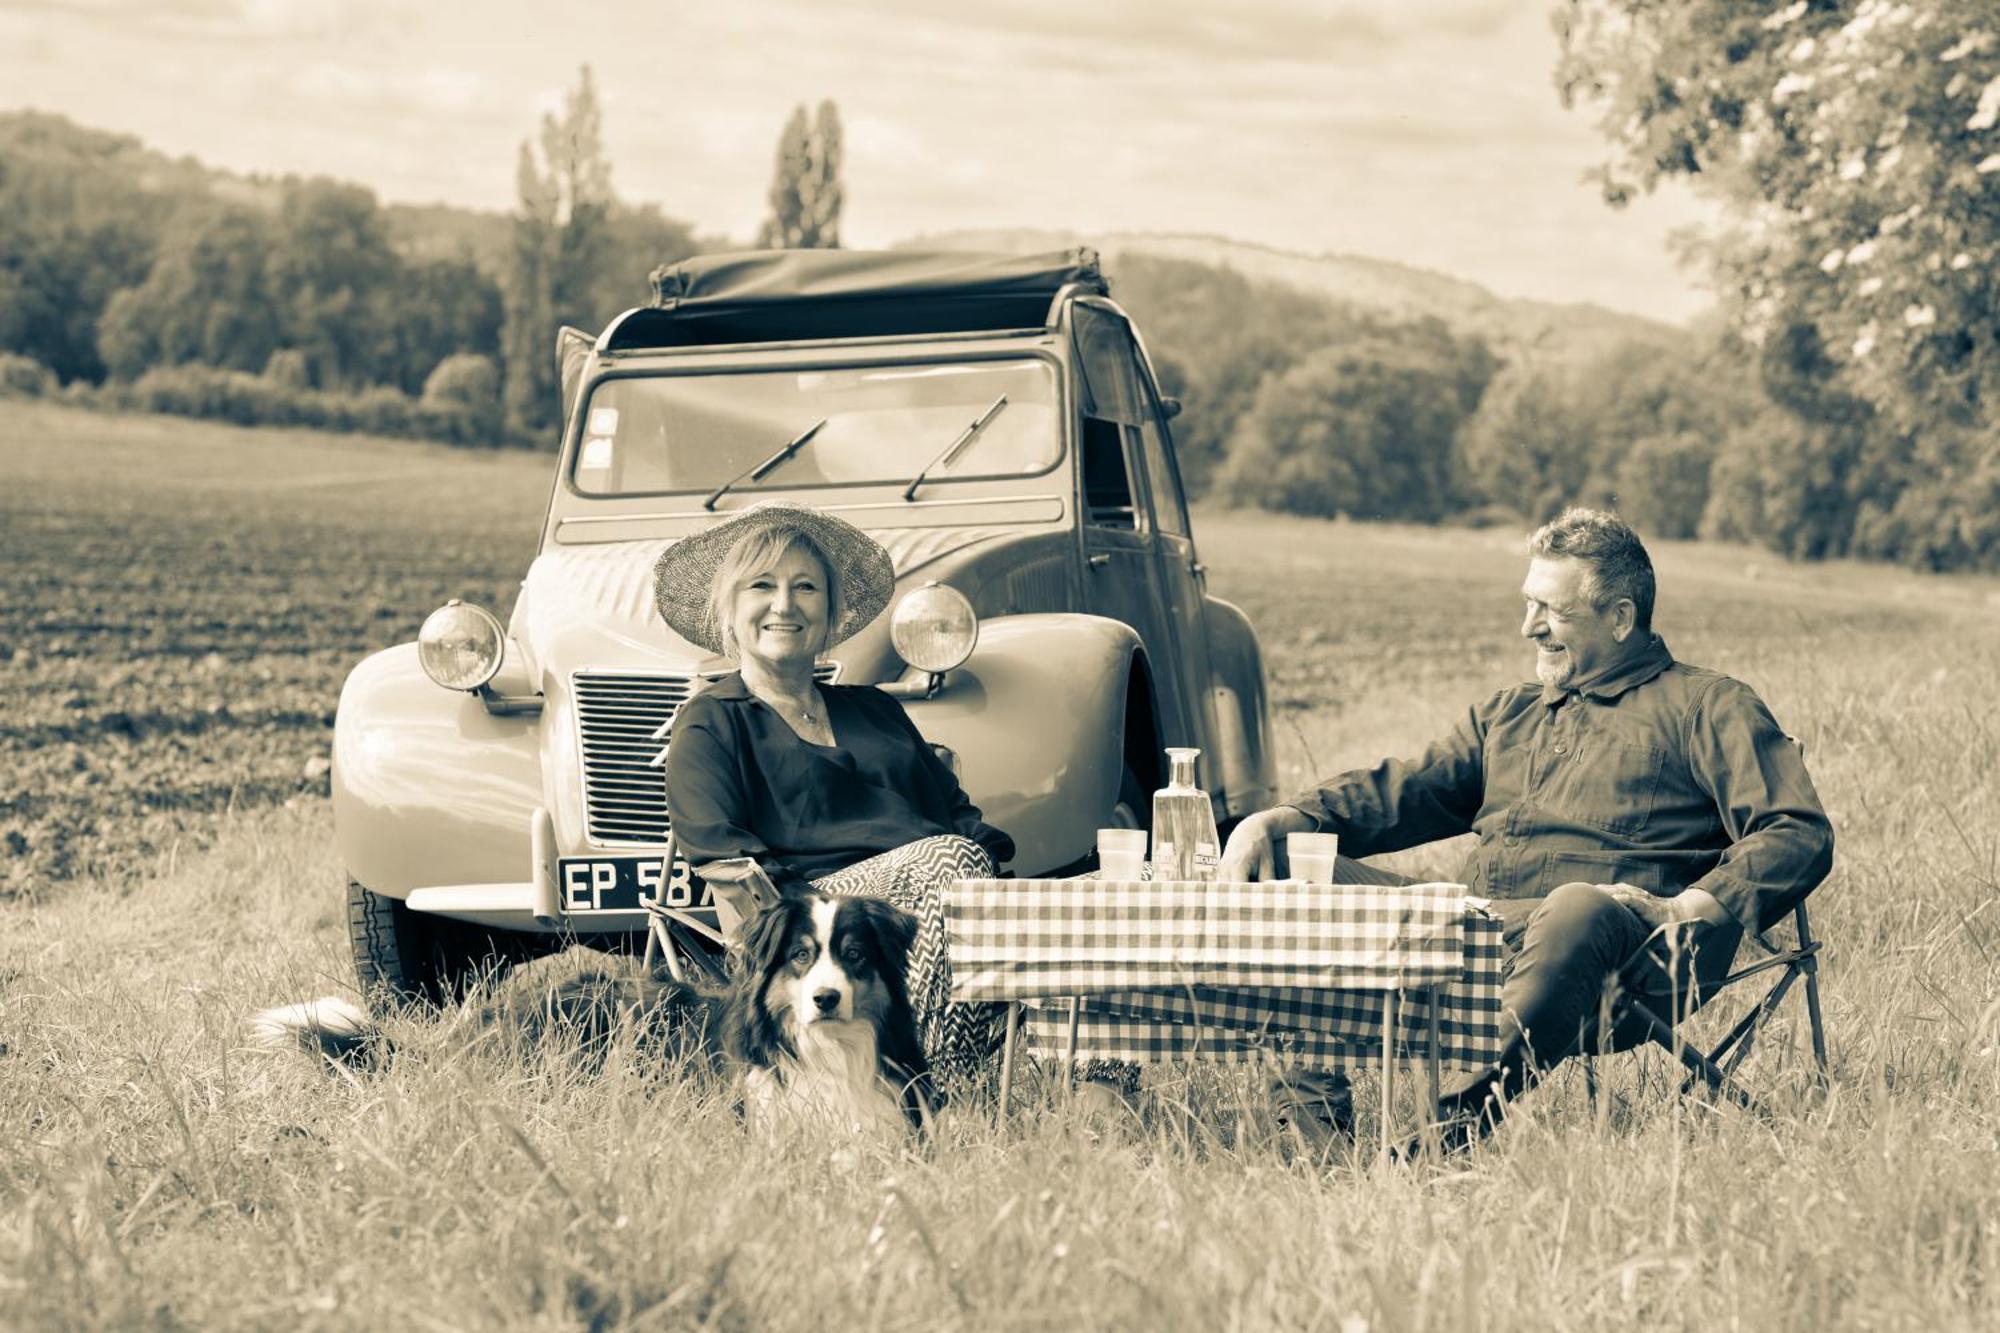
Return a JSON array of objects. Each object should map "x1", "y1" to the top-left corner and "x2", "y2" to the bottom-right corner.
[{"x1": 947, "y1": 879, "x2": 1506, "y2": 1068}]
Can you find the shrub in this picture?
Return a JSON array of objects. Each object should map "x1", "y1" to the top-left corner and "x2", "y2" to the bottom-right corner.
[
  {"x1": 422, "y1": 353, "x2": 499, "y2": 409},
  {"x1": 349, "y1": 385, "x2": 418, "y2": 438},
  {"x1": 0, "y1": 353, "x2": 58, "y2": 399},
  {"x1": 263, "y1": 348, "x2": 313, "y2": 391},
  {"x1": 421, "y1": 353, "x2": 502, "y2": 444}
]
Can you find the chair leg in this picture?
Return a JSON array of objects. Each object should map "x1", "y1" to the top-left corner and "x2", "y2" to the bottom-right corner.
[
  {"x1": 1796, "y1": 903, "x2": 1831, "y2": 1083},
  {"x1": 1627, "y1": 996, "x2": 1766, "y2": 1115},
  {"x1": 1803, "y1": 963, "x2": 1830, "y2": 1084},
  {"x1": 1706, "y1": 967, "x2": 1803, "y2": 1084}
]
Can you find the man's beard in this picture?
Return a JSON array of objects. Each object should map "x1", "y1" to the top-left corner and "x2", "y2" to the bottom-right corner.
[{"x1": 1534, "y1": 646, "x2": 1573, "y2": 689}]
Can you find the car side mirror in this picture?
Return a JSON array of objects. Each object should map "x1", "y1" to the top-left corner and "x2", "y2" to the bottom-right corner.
[{"x1": 1159, "y1": 396, "x2": 1183, "y2": 421}]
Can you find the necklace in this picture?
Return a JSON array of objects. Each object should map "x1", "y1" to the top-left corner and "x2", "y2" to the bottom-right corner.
[{"x1": 752, "y1": 682, "x2": 820, "y2": 726}]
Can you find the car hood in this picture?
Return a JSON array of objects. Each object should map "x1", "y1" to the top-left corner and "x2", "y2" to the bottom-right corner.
[{"x1": 512, "y1": 526, "x2": 1026, "y2": 680}]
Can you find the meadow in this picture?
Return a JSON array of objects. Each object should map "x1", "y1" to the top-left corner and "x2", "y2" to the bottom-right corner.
[{"x1": 2, "y1": 402, "x2": 1997, "y2": 1330}]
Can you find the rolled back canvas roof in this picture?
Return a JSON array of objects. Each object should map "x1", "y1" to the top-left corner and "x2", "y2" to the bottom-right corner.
[{"x1": 604, "y1": 247, "x2": 1105, "y2": 350}]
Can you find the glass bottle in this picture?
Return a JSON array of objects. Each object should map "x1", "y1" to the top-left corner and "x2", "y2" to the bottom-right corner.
[{"x1": 1151, "y1": 747, "x2": 1220, "y2": 882}]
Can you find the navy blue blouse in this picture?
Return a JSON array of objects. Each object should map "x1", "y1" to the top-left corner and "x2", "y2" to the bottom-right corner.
[{"x1": 663, "y1": 672, "x2": 1015, "y2": 888}]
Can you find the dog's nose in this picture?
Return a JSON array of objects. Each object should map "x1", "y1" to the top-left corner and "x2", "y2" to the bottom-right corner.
[{"x1": 812, "y1": 988, "x2": 842, "y2": 1015}]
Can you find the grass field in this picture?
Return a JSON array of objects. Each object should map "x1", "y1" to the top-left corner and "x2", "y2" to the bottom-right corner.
[{"x1": 3, "y1": 402, "x2": 1998, "y2": 1330}]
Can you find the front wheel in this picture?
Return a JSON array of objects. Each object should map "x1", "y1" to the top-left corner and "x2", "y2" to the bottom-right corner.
[
  {"x1": 1107, "y1": 763, "x2": 1149, "y2": 830},
  {"x1": 347, "y1": 879, "x2": 546, "y2": 1009}
]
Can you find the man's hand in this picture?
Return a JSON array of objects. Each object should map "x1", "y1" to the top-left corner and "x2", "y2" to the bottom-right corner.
[
  {"x1": 1601, "y1": 884, "x2": 1730, "y2": 932},
  {"x1": 1218, "y1": 807, "x2": 1317, "y2": 883}
]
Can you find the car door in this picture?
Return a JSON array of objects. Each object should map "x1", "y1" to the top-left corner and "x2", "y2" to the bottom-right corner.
[{"x1": 1071, "y1": 303, "x2": 1195, "y2": 746}]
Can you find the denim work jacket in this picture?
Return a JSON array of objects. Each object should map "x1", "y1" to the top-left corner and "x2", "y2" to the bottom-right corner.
[{"x1": 1285, "y1": 636, "x2": 1834, "y2": 934}]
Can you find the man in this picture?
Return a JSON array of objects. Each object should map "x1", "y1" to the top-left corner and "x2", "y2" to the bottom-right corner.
[{"x1": 1219, "y1": 508, "x2": 1833, "y2": 1151}]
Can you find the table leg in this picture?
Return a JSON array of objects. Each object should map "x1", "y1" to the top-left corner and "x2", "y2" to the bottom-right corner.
[
  {"x1": 1424, "y1": 988, "x2": 1442, "y2": 1158},
  {"x1": 999, "y1": 1004, "x2": 1020, "y2": 1116},
  {"x1": 1064, "y1": 996, "x2": 1082, "y2": 1094},
  {"x1": 1379, "y1": 988, "x2": 1399, "y2": 1161}
]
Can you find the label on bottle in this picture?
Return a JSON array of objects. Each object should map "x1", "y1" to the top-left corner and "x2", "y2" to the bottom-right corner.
[{"x1": 1152, "y1": 841, "x2": 1219, "y2": 880}]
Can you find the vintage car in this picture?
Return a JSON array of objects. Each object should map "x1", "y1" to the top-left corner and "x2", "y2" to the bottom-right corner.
[{"x1": 332, "y1": 248, "x2": 1276, "y2": 1002}]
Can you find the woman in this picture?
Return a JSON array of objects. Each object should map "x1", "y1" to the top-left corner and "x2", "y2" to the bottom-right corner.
[{"x1": 656, "y1": 501, "x2": 1012, "y2": 1081}]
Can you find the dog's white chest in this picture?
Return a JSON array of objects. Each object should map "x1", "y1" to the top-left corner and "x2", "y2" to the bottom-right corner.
[{"x1": 744, "y1": 1028, "x2": 910, "y2": 1141}]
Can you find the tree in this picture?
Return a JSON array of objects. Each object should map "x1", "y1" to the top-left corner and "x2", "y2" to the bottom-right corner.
[
  {"x1": 1614, "y1": 431, "x2": 1715, "y2": 538},
  {"x1": 0, "y1": 135, "x2": 164, "y2": 382},
  {"x1": 504, "y1": 65, "x2": 614, "y2": 438},
  {"x1": 1107, "y1": 254, "x2": 1359, "y2": 498},
  {"x1": 268, "y1": 178, "x2": 401, "y2": 388},
  {"x1": 381, "y1": 255, "x2": 503, "y2": 396},
  {"x1": 757, "y1": 100, "x2": 843, "y2": 249},
  {"x1": 1452, "y1": 360, "x2": 1596, "y2": 521},
  {"x1": 97, "y1": 206, "x2": 282, "y2": 379},
  {"x1": 1556, "y1": 0, "x2": 2000, "y2": 429},
  {"x1": 1216, "y1": 329, "x2": 1495, "y2": 522}
]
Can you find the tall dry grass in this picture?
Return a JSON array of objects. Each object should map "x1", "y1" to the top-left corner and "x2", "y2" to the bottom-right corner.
[{"x1": 3, "y1": 506, "x2": 1998, "y2": 1329}]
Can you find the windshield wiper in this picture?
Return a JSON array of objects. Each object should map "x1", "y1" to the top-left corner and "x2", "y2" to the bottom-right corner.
[
  {"x1": 703, "y1": 418, "x2": 828, "y2": 511},
  {"x1": 901, "y1": 395, "x2": 1009, "y2": 502}
]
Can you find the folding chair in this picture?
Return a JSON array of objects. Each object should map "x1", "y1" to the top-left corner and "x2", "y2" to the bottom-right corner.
[
  {"x1": 639, "y1": 831, "x2": 732, "y2": 987},
  {"x1": 1587, "y1": 736, "x2": 1830, "y2": 1114},
  {"x1": 1596, "y1": 898, "x2": 1828, "y2": 1115}
]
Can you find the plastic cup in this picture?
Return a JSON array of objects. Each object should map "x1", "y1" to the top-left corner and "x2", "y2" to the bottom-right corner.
[
  {"x1": 1287, "y1": 832, "x2": 1340, "y2": 885},
  {"x1": 1097, "y1": 828, "x2": 1148, "y2": 881}
]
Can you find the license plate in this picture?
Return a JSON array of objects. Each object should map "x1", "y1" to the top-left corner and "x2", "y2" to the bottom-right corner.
[{"x1": 555, "y1": 854, "x2": 713, "y2": 914}]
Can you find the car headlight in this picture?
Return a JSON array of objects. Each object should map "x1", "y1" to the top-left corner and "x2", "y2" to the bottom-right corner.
[
  {"x1": 418, "y1": 600, "x2": 506, "y2": 691},
  {"x1": 890, "y1": 583, "x2": 978, "y2": 673}
]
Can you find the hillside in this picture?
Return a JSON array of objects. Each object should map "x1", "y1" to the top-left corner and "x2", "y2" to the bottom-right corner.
[
  {"x1": 907, "y1": 226, "x2": 1685, "y2": 365},
  {"x1": 0, "y1": 110, "x2": 514, "y2": 272}
]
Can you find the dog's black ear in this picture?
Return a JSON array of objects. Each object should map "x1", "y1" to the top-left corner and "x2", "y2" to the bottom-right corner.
[
  {"x1": 735, "y1": 897, "x2": 796, "y2": 977},
  {"x1": 847, "y1": 896, "x2": 919, "y2": 970}
]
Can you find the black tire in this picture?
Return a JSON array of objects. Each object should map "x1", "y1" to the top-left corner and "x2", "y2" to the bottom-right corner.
[
  {"x1": 347, "y1": 879, "x2": 548, "y2": 1010},
  {"x1": 1051, "y1": 762, "x2": 1151, "y2": 878},
  {"x1": 1108, "y1": 762, "x2": 1149, "y2": 832}
]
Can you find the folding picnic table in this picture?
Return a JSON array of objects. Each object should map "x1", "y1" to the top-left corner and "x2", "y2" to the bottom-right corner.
[{"x1": 946, "y1": 877, "x2": 1507, "y2": 1154}]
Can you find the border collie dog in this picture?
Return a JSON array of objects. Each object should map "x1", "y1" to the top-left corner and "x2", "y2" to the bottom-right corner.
[
  {"x1": 250, "y1": 890, "x2": 931, "y2": 1139},
  {"x1": 731, "y1": 893, "x2": 930, "y2": 1137}
]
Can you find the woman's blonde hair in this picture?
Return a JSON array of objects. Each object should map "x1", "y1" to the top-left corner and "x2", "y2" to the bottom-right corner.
[{"x1": 706, "y1": 525, "x2": 844, "y2": 659}]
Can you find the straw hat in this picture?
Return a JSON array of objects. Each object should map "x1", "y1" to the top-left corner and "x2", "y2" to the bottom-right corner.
[{"x1": 651, "y1": 501, "x2": 896, "y2": 656}]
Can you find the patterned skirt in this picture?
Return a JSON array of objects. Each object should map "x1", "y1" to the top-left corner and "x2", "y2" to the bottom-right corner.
[{"x1": 810, "y1": 835, "x2": 1009, "y2": 1083}]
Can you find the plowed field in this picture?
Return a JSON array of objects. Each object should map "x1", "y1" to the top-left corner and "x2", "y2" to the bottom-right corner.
[{"x1": 1, "y1": 401, "x2": 546, "y2": 896}]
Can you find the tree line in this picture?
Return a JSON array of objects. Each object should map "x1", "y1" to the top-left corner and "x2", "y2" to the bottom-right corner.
[{"x1": 0, "y1": 71, "x2": 837, "y2": 444}]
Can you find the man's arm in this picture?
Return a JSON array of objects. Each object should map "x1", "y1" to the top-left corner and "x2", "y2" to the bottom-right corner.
[
  {"x1": 1219, "y1": 699, "x2": 1490, "y2": 881},
  {"x1": 1678, "y1": 677, "x2": 1835, "y2": 934}
]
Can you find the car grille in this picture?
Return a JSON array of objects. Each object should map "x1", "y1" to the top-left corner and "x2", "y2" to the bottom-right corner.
[{"x1": 572, "y1": 665, "x2": 838, "y2": 846}]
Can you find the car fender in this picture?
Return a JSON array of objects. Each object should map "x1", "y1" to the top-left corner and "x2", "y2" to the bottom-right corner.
[
  {"x1": 332, "y1": 644, "x2": 543, "y2": 898},
  {"x1": 898, "y1": 612, "x2": 1140, "y2": 875},
  {"x1": 1201, "y1": 595, "x2": 1277, "y2": 818}
]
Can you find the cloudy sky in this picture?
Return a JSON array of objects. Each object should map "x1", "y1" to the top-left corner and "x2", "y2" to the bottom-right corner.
[{"x1": 1, "y1": 0, "x2": 1718, "y2": 322}]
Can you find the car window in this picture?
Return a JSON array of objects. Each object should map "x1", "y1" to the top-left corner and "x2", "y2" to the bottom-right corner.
[
  {"x1": 571, "y1": 357, "x2": 1060, "y2": 497},
  {"x1": 1129, "y1": 346, "x2": 1190, "y2": 539},
  {"x1": 1074, "y1": 307, "x2": 1147, "y2": 531},
  {"x1": 1073, "y1": 308, "x2": 1146, "y2": 426},
  {"x1": 1081, "y1": 417, "x2": 1138, "y2": 529}
]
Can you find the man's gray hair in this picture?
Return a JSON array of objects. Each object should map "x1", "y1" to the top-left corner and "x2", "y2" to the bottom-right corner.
[{"x1": 1527, "y1": 508, "x2": 1656, "y2": 629}]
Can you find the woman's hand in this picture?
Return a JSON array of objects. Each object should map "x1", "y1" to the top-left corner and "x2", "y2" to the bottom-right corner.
[{"x1": 1217, "y1": 807, "x2": 1317, "y2": 883}]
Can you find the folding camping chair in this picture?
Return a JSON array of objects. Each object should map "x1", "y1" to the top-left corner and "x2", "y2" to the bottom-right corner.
[
  {"x1": 1585, "y1": 898, "x2": 1828, "y2": 1115},
  {"x1": 639, "y1": 831, "x2": 732, "y2": 987},
  {"x1": 1585, "y1": 736, "x2": 1831, "y2": 1115}
]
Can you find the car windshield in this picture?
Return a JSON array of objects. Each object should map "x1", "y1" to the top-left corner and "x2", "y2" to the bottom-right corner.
[{"x1": 572, "y1": 357, "x2": 1060, "y2": 497}]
